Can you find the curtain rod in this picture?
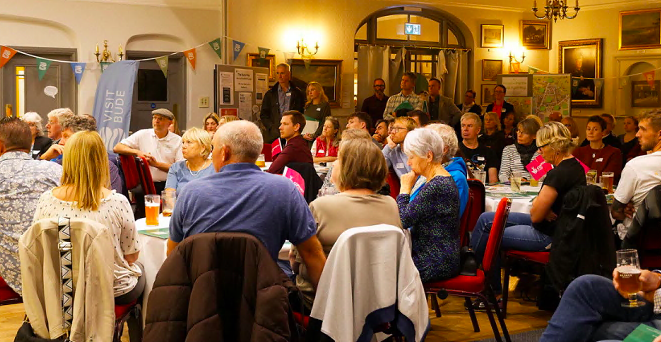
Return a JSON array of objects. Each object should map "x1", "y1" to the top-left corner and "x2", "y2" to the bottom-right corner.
[{"x1": 355, "y1": 42, "x2": 471, "y2": 52}]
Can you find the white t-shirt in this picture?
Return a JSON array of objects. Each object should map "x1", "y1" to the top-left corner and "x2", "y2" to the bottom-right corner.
[
  {"x1": 119, "y1": 129, "x2": 183, "y2": 181},
  {"x1": 33, "y1": 190, "x2": 142, "y2": 297},
  {"x1": 614, "y1": 151, "x2": 661, "y2": 230}
]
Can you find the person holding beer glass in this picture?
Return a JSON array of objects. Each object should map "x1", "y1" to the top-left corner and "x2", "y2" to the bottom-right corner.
[
  {"x1": 32, "y1": 131, "x2": 144, "y2": 303},
  {"x1": 165, "y1": 127, "x2": 215, "y2": 193}
]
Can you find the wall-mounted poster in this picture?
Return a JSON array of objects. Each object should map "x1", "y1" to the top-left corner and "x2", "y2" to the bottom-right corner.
[
  {"x1": 497, "y1": 74, "x2": 532, "y2": 97},
  {"x1": 521, "y1": 20, "x2": 551, "y2": 49},
  {"x1": 619, "y1": 9, "x2": 661, "y2": 50},
  {"x1": 532, "y1": 74, "x2": 571, "y2": 120}
]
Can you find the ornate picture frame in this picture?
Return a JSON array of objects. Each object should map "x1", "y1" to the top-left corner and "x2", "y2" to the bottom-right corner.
[
  {"x1": 481, "y1": 24, "x2": 504, "y2": 48},
  {"x1": 247, "y1": 53, "x2": 276, "y2": 81},
  {"x1": 482, "y1": 59, "x2": 503, "y2": 81},
  {"x1": 558, "y1": 39, "x2": 603, "y2": 107},
  {"x1": 619, "y1": 9, "x2": 661, "y2": 50},
  {"x1": 521, "y1": 20, "x2": 551, "y2": 49}
]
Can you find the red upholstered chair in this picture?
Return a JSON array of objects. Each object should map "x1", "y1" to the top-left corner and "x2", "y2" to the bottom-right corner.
[
  {"x1": 464, "y1": 179, "x2": 486, "y2": 235},
  {"x1": 501, "y1": 250, "x2": 550, "y2": 318},
  {"x1": 425, "y1": 197, "x2": 512, "y2": 342},
  {"x1": 119, "y1": 154, "x2": 141, "y2": 193},
  {"x1": 136, "y1": 157, "x2": 157, "y2": 195},
  {"x1": 0, "y1": 276, "x2": 21, "y2": 305},
  {"x1": 114, "y1": 299, "x2": 143, "y2": 342},
  {"x1": 386, "y1": 168, "x2": 400, "y2": 199}
]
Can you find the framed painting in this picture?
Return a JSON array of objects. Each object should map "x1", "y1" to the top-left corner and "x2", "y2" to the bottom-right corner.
[
  {"x1": 290, "y1": 59, "x2": 342, "y2": 108},
  {"x1": 571, "y1": 77, "x2": 605, "y2": 108},
  {"x1": 481, "y1": 24, "x2": 504, "y2": 48},
  {"x1": 619, "y1": 9, "x2": 661, "y2": 50},
  {"x1": 482, "y1": 59, "x2": 503, "y2": 81},
  {"x1": 631, "y1": 80, "x2": 661, "y2": 107},
  {"x1": 559, "y1": 39, "x2": 602, "y2": 106},
  {"x1": 247, "y1": 53, "x2": 276, "y2": 81},
  {"x1": 481, "y1": 84, "x2": 496, "y2": 105},
  {"x1": 521, "y1": 20, "x2": 551, "y2": 49}
]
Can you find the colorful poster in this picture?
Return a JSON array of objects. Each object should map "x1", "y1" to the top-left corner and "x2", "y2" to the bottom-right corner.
[
  {"x1": 504, "y1": 96, "x2": 533, "y2": 117},
  {"x1": 532, "y1": 74, "x2": 571, "y2": 119}
]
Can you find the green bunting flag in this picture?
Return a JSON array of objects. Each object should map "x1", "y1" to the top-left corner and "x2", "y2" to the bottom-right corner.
[
  {"x1": 155, "y1": 56, "x2": 168, "y2": 78},
  {"x1": 208, "y1": 38, "x2": 222, "y2": 60},
  {"x1": 528, "y1": 66, "x2": 538, "y2": 74},
  {"x1": 36, "y1": 58, "x2": 52, "y2": 80}
]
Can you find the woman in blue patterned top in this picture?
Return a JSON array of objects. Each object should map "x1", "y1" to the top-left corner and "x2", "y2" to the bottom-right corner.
[
  {"x1": 165, "y1": 127, "x2": 215, "y2": 192},
  {"x1": 397, "y1": 128, "x2": 461, "y2": 282}
]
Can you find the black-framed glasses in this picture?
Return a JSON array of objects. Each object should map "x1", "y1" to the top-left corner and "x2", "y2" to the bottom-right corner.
[{"x1": 538, "y1": 142, "x2": 550, "y2": 149}]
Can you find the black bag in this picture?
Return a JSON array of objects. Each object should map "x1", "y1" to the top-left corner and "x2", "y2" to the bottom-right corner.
[
  {"x1": 460, "y1": 246, "x2": 478, "y2": 276},
  {"x1": 14, "y1": 321, "x2": 66, "y2": 342}
]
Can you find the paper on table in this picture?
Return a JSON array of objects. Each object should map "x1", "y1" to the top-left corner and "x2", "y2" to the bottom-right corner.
[{"x1": 302, "y1": 120, "x2": 319, "y2": 136}]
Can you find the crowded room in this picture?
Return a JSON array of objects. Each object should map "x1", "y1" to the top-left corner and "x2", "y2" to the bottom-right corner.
[{"x1": 2, "y1": 0, "x2": 661, "y2": 341}]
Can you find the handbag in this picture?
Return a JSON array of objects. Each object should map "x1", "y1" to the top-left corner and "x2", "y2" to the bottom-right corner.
[
  {"x1": 14, "y1": 321, "x2": 66, "y2": 342},
  {"x1": 460, "y1": 246, "x2": 478, "y2": 276}
]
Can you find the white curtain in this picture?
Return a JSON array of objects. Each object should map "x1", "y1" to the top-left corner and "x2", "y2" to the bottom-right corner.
[
  {"x1": 439, "y1": 50, "x2": 469, "y2": 104},
  {"x1": 357, "y1": 45, "x2": 390, "y2": 111}
]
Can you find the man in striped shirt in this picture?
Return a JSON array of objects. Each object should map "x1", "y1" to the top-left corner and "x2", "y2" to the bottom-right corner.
[{"x1": 382, "y1": 72, "x2": 423, "y2": 120}]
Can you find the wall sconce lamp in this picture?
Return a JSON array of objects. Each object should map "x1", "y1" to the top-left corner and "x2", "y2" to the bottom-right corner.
[
  {"x1": 296, "y1": 38, "x2": 319, "y2": 58},
  {"x1": 95, "y1": 40, "x2": 124, "y2": 64},
  {"x1": 509, "y1": 50, "x2": 526, "y2": 73}
]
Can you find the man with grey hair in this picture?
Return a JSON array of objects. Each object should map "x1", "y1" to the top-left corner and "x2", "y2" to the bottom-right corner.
[
  {"x1": 45, "y1": 107, "x2": 75, "y2": 142},
  {"x1": 459, "y1": 112, "x2": 499, "y2": 183},
  {"x1": 21, "y1": 112, "x2": 53, "y2": 159},
  {"x1": 427, "y1": 123, "x2": 469, "y2": 216},
  {"x1": 260, "y1": 63, "x2": 305, "y2": 143},
  {"x1": 0, "y1": 117, "x2": 61, "y2": 295},
  {"x1": 167, "y1": 121, "x2": 327, "y2": 288}
]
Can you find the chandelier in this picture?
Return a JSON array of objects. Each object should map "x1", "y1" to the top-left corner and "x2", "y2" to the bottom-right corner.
[{"x1": 532, "y1": 0, "x2": 580, "y2": 22}]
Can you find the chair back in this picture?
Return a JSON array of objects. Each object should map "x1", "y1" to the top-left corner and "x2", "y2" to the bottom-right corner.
[
  {"x1": 286, "y1": 162, "x2": 322, "y2": 203},
  {"x1": 482, "y1": 198, "x2": 512, "y2": 273},
  {"x1": 136, "y1": 156, "x2": 157, "y2": 195},
  {"x1": 119, "y1": 154, "x2": 141, "y2": 191},
  {"x1": 465, "y1": 179, "x2": 486, "y2": 233},
  {"x1": 262, "y1": 143, "x2": 273, "y2": 162},
  {"x1": 459, "y1": 193, "x2": 475, "y2": 247},
  {"x1": 385, "y1": 168, "x2": 400, "y2": 199}
]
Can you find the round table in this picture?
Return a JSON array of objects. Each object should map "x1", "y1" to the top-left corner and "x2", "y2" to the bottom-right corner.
[{"x1": 484, "y1": 184, "x2": 541, "y2": 213}]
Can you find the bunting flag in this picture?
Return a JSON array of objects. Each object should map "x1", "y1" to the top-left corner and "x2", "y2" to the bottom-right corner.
[
  {"x1": 155, "y1": 56, "x2": 168, "y2": 78},
  {"x1": 208, "y1": 38, "x2": 222, "y2": 60},
  {"x1": 184, "y1": 48, "x2": 197, "y2": 70},
  {"x1": 643, "y1": 70, "x2": 656, "y2": 89},
  {"x1": 100, "y1": 62, "x2": 111, "y2": 73},
  {"x1": 258, "y1": 47, "x2": 270, "y2": 61},
  {"x1": 0, "y1": 46, "x2": 17, "y2": 68},
  {"x1": 36, "y1": 58, "x2": 52, "y2": 80},
  {"x1": 528, "y1": 66, "x2": 538, "y2": 74},
  {"x1": 70, "y1": 63, "x2": 86, "y2": 84},
  {"x1": 232, "y1": 40, "x2": 245, "y2": 61}
]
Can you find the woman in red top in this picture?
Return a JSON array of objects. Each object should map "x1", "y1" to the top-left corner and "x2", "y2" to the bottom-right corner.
[
  {"x1": 572, "y1": 115, "x2": 622, "y2": 182},
  {"x1": 311, "y1": 117, "x2": 340, "y2": 163},
  {"x1": 485, "y1": 84, "x2": 515, "y2": 124}
]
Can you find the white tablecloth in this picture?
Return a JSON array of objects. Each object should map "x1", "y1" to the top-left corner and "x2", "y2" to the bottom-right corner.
[{"x1": 484, "y1": 184, "x2": 540, "y2": 213}]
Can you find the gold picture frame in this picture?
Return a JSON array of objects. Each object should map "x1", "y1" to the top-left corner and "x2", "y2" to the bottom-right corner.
[
  {"x1": 521, "y1": 20, "x2": 551, "y2": 49},
  {"x1": 482, "y1": 59, "x2": 503, "y2": 81},
  {"x1": 247, "y1": 53, "x2": 276, "y2": 81},
  {"x1": 481, "y1": 84, "x2": 496, "y2": 106},
  {"x1": 481, "y1": 24, "x2": 504, "y2": 48},
  {"x1": 619, "y1": 9, "x2": 661, "y2": 50},
  {"x1": 558, "y1": 39, "x2": 603, "y2": 108}
]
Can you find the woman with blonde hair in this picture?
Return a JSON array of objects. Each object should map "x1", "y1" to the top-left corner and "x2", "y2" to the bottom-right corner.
[
  {"x1": 33, "y1": 131, "x2": 143, "y2": 304},
  {"x1": 219, "y1": 115, "x2": 239, "y2": 125},
  {"x1": 165, "y1": 127, "x2": 215, "y2": 192},
  {"x1": 561, "y1": 116, "x2": 580, "y2": 146},
  {"x1": 311, "y1": 117, "x2": 340, "y2": 163},
  {"x1": 203, "y1": 112, "x2": 220, "y2": 136},
  {"x1": 469, "y1": 122, "x2": 585, "y2": 307},
  {"x1": 21, "y1": 111, "x2": 52, "y2": 159},
  {"x1": 302, "y1": 81, "x2": 331, "y2": 142}
]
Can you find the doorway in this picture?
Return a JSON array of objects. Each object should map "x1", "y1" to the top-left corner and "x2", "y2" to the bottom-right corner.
[
  {"x1": 0, "y1": 47, "x2": 77, "y2": 123},
  {"x1": 127, "y1": 51, "x2": 186, "y2": 133}
]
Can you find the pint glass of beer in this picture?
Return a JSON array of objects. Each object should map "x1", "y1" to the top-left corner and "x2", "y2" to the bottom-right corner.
[
  {"x1": 601, "y1": 172, "x2": 615, "y2": 194},
  {"x1": 161, "y1": 190, "x2": 176, "y2": 217},
  {"x1": 616, "y1": 249, "x2": 645, "y2": 307},
  {"x1": 145, "y1": 194, "x2": 160, "y2": 226}
]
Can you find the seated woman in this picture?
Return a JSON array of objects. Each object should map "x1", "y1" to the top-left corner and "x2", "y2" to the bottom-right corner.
[
  {"x1": 561, "y1": 116, "x2": 581, "y2": 147},
  {"x1": 470, "y1": 122, "x2": 586, "y2": 303},
  {"x1": 499, "y1": 117, "x2": 541, "y2": 183},
  {"x1": 572, "y1": 115, "x2": 622, "y2": 182},
  {"x1": 502, "y1": 112, "x2": 516, "y2": 146},
  {"x1": 618, "y1": 115, "x2": 644, "y2": 165},
  {"x1": 165, "y1": 127, "x2": 215, "y2": 192},
  {"x1": 479, "y1": 112, "x2": 506, "y2": 163},
  {"x1": 311, "y1": 117, "x2": 340, "y2": 163},
  {"x1": 33, "y1": 131, "x2": 144, "y2": 304},
  {"x1": 293, "y1": 137, "x2": 401, "y2": 308},
  {"x1": 203, "y1": 112, "x2": 220, "y2": 137},
  {"x1": 398, "y1": 128, "x2": 460, "y2": 282}
]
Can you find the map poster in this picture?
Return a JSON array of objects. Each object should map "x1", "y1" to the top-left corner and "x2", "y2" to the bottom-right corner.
[
  {"x1": 532, "y1": 74, "x2": 571, "y2": 120},
  {"x1": 504, "y1": 96, "x2": 533, "y2": 118}
]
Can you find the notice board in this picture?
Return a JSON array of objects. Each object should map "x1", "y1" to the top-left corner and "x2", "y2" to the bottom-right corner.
[{"x1": 215, "y1": 64, "x2": 270, "y2": 122}]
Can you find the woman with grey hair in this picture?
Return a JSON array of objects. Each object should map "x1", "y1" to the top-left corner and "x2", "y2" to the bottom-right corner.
[
  {"x1": 498, "y1": 117, "x2": 542, "y2": 182},
  {"x1": 397, "y1": 128, "x2": 460, "y2": 282},
  {"x1": 21, "y1": 112, "x2": 52, "y2": 159}
]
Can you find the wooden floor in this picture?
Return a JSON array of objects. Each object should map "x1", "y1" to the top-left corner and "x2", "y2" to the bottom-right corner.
[{"x1": 0, "y1": 286, "x2": 551, "y2": 342}]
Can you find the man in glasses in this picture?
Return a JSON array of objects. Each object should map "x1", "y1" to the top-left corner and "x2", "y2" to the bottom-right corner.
[
  {"x1": 361, "y1": 78, "x2": 389, "y2": 129},
  {"x1": 382, "y1": 116, "x2": 417, "y2": 179}
]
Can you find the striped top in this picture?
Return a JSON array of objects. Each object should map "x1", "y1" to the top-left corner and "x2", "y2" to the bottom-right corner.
[{"x1": 498, "y1": 144, "x2": 540, "y2": 183}]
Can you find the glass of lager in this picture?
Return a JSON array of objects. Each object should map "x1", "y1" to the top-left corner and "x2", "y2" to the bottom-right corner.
[
  {"x1": 601, "y1": 172, "x2": 615, "y2": 194},
  {"x1": 616, "y1": 249, "x2": 645, "y2": 307},
  {"x1": 145, "y1": 194, "x2": 161, "y2": 226},
  {"x1": 161, "y1": 190, "x2": 176, "y2": 217}
]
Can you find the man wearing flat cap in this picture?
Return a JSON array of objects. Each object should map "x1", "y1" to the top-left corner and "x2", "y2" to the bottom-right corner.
[{"x1": 114, "y1": 108, "x2": 183, "y2": 193}]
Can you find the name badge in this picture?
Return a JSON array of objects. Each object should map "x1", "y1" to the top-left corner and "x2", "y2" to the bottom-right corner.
[
  {"x1": 502, "y1": 109, "x2": 506, "y2": 112},
  {"x1": 319, "y1": 149, "x2": 325, "y2": 154},
  {"x1": 595, "y1": 158, "x2": 604, "y2": 162},
  {"x1": 286, "y1": 93, "x2": 291, "y2": 97},
  {"x1": 316, "y1": 107, "x2": 321, "y2": 111},
  {"x1": 396, "y1": 162, "x2": 405, "y2": 169},
  {"x1": 477, "y1": 156, "x2": 485, "y2": 162}
]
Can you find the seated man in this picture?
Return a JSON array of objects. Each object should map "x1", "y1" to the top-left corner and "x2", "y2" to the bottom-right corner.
[
  {"x1": 612, "y1": 109, "x2": 661, "y2": 238},
  {"x1": 346, "y1": 111, "x2": 382, "y2": 148},
  {"x1": 39, "y1": 115, "x2": 124, "y2": 193},
  {"x1": 382, "y1": 116, "x2": 417, "y2": 179},
  {"x1": 267, "y1": 110, "x2": 313, "y2": 174},
  {"x1": 168, "y1": 121, "x2": 326, "y2": 288},
  {"x1": 0, "y1": 117, "x2": 62, "y2": 294},
  {"x1": 459, "y1": 113, "x2": 498, "y2": 183},
  {"x1": 540, "y1": 271, "x2": 661, "y2": 342},
  {"x1": 113, "y1": 108, "x2": 183, "y2": 193},
  {"x1": 408, "y1": 110, "x2": 429, "y2": 127}
]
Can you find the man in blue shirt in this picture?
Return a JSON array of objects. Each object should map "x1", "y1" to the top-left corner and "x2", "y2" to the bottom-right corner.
[
  {"x1": 382, "y1": 116, "x2": 417, "y2": 178},
  {"x1": 168, "y1": 120, "x2": 326, "y2": 288}
]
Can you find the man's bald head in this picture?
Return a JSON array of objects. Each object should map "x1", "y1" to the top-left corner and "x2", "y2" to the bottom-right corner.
[{"x1": 213, "y1": 121, "x2": 263, "y2": 169}]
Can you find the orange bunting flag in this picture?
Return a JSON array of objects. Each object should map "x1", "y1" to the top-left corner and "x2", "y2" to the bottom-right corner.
[
  {"x1": 0, "y1": 46, "x2": 17, "y2": 68},
  {"x1": 184, "y1": 48, "x2": 196, "y2": 70},
  {"x1": 643, "y1": 70, "x2": 656, "y2": 89}
]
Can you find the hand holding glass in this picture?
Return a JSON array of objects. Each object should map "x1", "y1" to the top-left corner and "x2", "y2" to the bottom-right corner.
[{"x1": 616, "y1": 249, "x2": 645, "y2": 307}]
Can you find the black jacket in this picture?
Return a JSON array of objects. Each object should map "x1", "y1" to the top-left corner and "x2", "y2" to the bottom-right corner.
[
  {"x1": 546, "y1": 185, "x2": 616, "y2": 292},
  {"x1": 622, "y1": 185, "x2": 661, "y2": 253},
  {"x1": 260, "y1": 82, "x2": 305, "y2": 143},
  {"x1": 456, "y1": 103, "x2": 483, "y2": 116},
  {"x1": 286, "y1": 162, "x2": 322, "y2": 204}
]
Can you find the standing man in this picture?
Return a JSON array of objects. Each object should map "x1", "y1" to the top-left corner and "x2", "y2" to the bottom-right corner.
[
  {"x1": 457, "y1": 90, "x2": 482, "y2": 116},
  {"x1": 0, "y1": 118, "x2": 62, "y2": 295},
  {"x1": 260, "y1": 63, "x2": 305, "y2": 143},
  {"x1": 113, "y1": 108, "x2": 183, "y2": 194},
  {"x1": 382, "y1": 72, "x2": 423, "y2": 120},
  {"x1": 361, "y1": 78, "x2": 389, "y2": 128},
  {"x1": 382, "y1": 116, "x2": 417, "y2": 179},
  {"x1": 426, "y1": 78, "x2": 462, "y2": 127},
  {"x1": 459, "y1": 113, "x2": 499, "y2": 183},
  {"x1": 267, "y1": 111, "x2": 313, "y2": 174}
]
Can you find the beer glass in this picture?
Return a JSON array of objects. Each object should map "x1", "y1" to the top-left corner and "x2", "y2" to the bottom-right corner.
[
  {"x1": 586, "y1": 169, "x2": 598, "y2": 185},
  {"x1": 529, "y1": 177, "x2": 539, "y2": 187},
  {"x1": 616, "y1": 249, "x2": 645, "y2": 307},
  {"x1": 601, "y1": 172, "x2": 615, "y2": 194},
  {"x1": 474, "y1": 170, "x2": 486, "y2": 184},
  {"x1": 510, "y1": 171, "x2": 522, "y2": 193},
  {"x1": 145, "y1": 194, "x2": 160, "y2": 226},
  {"x1": 256, "y1": 154, "x2": 266, "y2": 168},
  {"x1": 161, "y1": 190, "x2": 176, "y2": 217}
]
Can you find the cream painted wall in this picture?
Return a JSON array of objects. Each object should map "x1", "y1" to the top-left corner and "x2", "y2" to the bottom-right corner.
[{"x1": 1, "y1": 0, "x2": 221, "y2": 129}]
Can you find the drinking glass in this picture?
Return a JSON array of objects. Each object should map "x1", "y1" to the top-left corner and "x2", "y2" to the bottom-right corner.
[
  {"x1": 161, "y1": 190, "x2": 176, "y2": 217},
  {"x1": 474, "y1": 170, "x2": 486, "y2": 184},
  {"x1": 510, "y1": 171, "x2": 522, "y2": 193},
  {"x1": 601, "y1": 172, "x2": 615, "y2": 194},
  {"x1": 256, "y1": 154, "x2": 266, "y2": 168},
  {"x1": 616, "y1": 249, "x2": 645, "y2": 307},
  {"x1": 586, "y1": 169, "x2": 598, "y2": 185},
  {"x1": 145, "y1": 194, "x2": 161, "y2": 226}
]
